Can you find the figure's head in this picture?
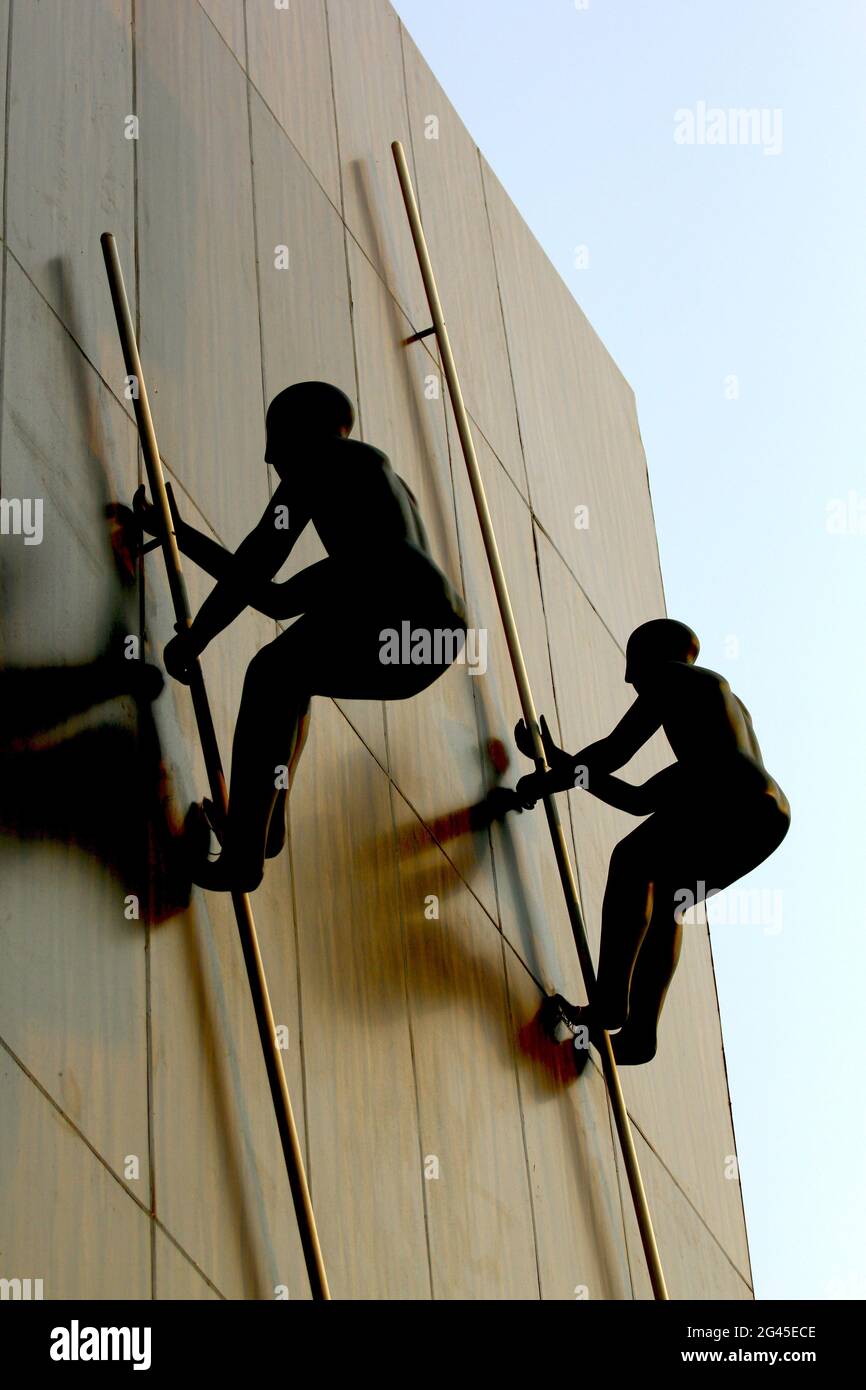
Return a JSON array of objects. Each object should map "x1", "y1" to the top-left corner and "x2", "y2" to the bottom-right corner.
[
  {"x1": 265, "y1": 382, "x2": 355, "y2": 475},
  {"x1": 624, "y1": 619, "x2": 699, "y2": 690}
]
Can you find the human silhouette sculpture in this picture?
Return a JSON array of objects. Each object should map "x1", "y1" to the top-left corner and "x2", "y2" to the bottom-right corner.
[
  {"x1": 138, "y1": 381, "x2": 467, "y2": 892},
  {"x1": 512, "y1": 619, "x2": 790, "y2": 1065}
]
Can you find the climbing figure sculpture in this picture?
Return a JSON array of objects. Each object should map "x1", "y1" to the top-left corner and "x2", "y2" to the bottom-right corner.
[
  {"x1": 137, "y1": 381, "x2": 467, "y2": 892},
  {"x1": 512, "y1": 619, "x2": 790, "y2": 1065}
]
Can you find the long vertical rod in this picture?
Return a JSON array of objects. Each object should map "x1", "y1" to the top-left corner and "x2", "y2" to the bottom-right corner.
[
  {"x1": 100, "y1": 233, "x2": 330, "y2": 1302},
  {"x1": 391, "y1": 143, "x2": 668, "y2": 1301}
]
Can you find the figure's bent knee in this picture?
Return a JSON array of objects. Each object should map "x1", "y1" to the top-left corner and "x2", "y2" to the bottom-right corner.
[
  {"x1": 608, "y1": 836, "x2": 647, "y2": 881},
  {"x1": 245, "y1": 642, "x2": 286, "y2": 690},
  {"x1": 608, "y1": 840, "x2": 630, "y2": 874}
]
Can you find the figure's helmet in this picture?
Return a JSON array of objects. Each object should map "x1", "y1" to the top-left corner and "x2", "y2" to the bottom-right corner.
[
  {"x1": 624, "y1": 619, "x2": 699, "y2": 683},
  {"x1": 265, "y1": 381, "x2": 355, "y2": 453}
]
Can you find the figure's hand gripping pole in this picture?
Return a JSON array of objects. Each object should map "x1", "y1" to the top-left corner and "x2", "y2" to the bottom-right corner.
[{"x1": 100, "y1": 233, "x2": 330, "y2": 1301}]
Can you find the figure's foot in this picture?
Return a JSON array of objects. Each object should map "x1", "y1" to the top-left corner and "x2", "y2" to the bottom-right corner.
[
  {"x1": 540, "y1": 992, "x2": 627, "y2": 1043},
  {"x1": 265, "y1": 803, "x2": 286, "y2": 859},
  {"x1": 539, "y1": 993, "x2": 567, "y2": 1042},
  {"x1": 201, "y1": 798, "x2": 225, "y2": 843},
  {"x1": 202, "y1": 796, "x2": 285, "y2": 860},
  {"x1": 190, "y1": 854, "x2": 263, "y2": 894},
  {"x1": 184, "y1": 802, "x2": 212, "y2": 863},
  {"x1": 540, "y1": 993, "x2": 593, "y2": 1043},
  {"x1": 185, "y1": 803, "x2": 264, "y2": 893},
  {"x1": 610, "y1": 1025, "x2": 658, "y2": 1067}
]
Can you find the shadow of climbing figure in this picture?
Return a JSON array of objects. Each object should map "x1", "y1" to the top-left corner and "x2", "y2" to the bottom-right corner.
[
  {"x1": 0, "y1": 499, "x2": 192, "y2": 923},
  {"x1": 509, "y1": 619, "x2": 791, "y2": 1067},
  {"x1": 137, "y1": 381, "x2": 468, "y2": 893}
]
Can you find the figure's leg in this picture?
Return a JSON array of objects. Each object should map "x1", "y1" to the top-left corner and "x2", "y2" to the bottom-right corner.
[
  {"x1": 191, "y1": 624, "x2": 314, "y2": 891},
  {"x1": 592, "y1": 833, "x2": 656, "y2": 1027},
  {"x1": 555, "y1": 823, "x2": 657, "y2": 1035},
  {"x1": 223, "y1": 653, "x2": 308, "y2": 872},
  {"x1": 264, "y1": 697, "x2": 311, "y2": 858},
  {"x1": 610, "y1": 887, "x2": 683, "y2": 1065},
  {"x1": 609, "y1": 801, "x2": 790, "y2": 1063},
  {"x1": 177, "y1": 525, "x2": 337, "y2": 622},
  {"x1": 190, "y1": 559, "x2": 468, "y2": 890}
]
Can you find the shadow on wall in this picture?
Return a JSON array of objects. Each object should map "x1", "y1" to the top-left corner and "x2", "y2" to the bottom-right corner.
[
  {"x1": 0, "y1": 252, "x2": 190, "y2": 925},
  {"x1": 366, "y1": 744, "x2": 580, "y2": 1096},
  {"x1": 399, "y1": 862, "x2": 580, "y2": 1095},
  {"x1": 0, "y1": 506, "x2": 190, "y2": 925}
]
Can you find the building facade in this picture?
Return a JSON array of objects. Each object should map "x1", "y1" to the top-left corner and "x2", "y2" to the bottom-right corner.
[{"x1": 0, "y1": 0, "x2": 751, "y2": 1299}]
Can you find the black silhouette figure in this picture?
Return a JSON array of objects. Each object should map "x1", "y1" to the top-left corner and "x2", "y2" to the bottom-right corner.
[
  {"x1": 138, "y1": 382, "x2": 467, "y2": 892},
  {"x1": 512, "y1": 619, "x2": 790, "y2": 1065}
]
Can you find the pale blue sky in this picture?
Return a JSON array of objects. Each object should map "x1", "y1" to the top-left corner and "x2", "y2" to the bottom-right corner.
[{"x1": 393, "y1": 0, "x2": 866, "y2": 1300}]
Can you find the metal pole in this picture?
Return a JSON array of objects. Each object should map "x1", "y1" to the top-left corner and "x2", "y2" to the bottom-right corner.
[
  {"x1": 390, "y1": 144, "x2": 668, "y2": 1301},
  {"x1": 100, "y1": 233, "x2": 331, "y2": 1302}
]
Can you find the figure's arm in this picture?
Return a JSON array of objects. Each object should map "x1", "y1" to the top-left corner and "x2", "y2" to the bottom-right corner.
[
  {"x1": 516, "y1": 761, "x2": 680, "y2": 816},
  {"x1": 136, "y1": 486, "x2": 310, "y2": 620},
  {"x1": 513, "y1": 698, "x2": 661, "y2": 805},
  {"x1": 575, "y1": 696, "x2": 662, "y2": 774},
  {"x1": 569, "y1": 771, "x2": 652, "y2": 815},
  {"x1": 513, "y1": 714, "x2": 577, "y2": 799},
  {"x1": 189, "y1": 487, "x2": 306, "y2": 645},
  {"x1": 135, "y1": 486, "x2": 234, "y2": 581},
  {"x1": 578, "y1": 764, "x2": 680, "y2": 816},
  {"x1": 175, "y1": 521, "x2": 234, "y2": 583},
  {"x1": 514, "y1": 765, "x2": 651, "y2": 813},
  {"x1": 164, "y1": 486, "x2": 306, "y2": 681}
]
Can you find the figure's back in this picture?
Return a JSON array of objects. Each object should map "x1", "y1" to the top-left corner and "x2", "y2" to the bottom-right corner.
[
  {"x1": 305, "y1": 438, "x2": 429, "y2": 558},
  {"x1": 652, "y1": 663, "x2": 785, "y2": 806},
  {"x1": 291, "y1": 436, "x2": 465, "y2": 622}
]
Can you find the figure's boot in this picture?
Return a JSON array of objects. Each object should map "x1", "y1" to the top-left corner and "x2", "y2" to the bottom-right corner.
[
  {"x1": 541, "y1": 993, "x2": 629, "y2": 1049},
  {"x1": 540, "y1": 993, "x2": 591, "y2": 1043},
  {"x1": 264, "y1": 792, "x2": 287, "y2": 859},
  {"x1": 201, "y1": 798, "x2": 224, "y2": 841},
  {"x1": 610, "y1": 1023, "x2": 658, "y2": 1066},
  {"x1": 184, "y1": 802, "x2": 264, "y2": 894},
  {"x1": 202, "y1": 795, "x2": 286, "y2": 859},
  {"x1": 184, "y1": 801, "x2": 212, "y2": 864}
]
